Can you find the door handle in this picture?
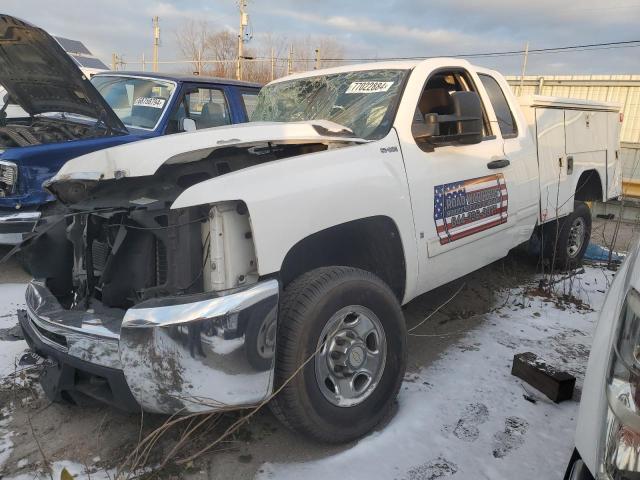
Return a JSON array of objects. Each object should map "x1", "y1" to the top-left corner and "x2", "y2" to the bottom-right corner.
[{"x1": 487, "y1": 158, "x2": 510, "y2": 169}]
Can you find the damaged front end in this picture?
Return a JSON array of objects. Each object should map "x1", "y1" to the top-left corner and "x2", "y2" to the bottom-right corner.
[
  {"x1": 18, "y1": 156, "x2": 285, "y2": 413},
  {"x1": 13, "y1": 119, "x2": 365, "y2": 413}
]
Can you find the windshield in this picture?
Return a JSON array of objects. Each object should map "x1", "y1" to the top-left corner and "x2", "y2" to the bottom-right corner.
[
  {"x1": 91, "y1": 75, "x2": 175, "y2": 130},
  {"x1": 251, "y1": 69, "x2": 409, "y2": 140}
]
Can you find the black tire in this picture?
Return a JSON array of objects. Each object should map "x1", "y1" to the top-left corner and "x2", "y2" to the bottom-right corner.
[
  {"x1": 544, "y1": 201, "x2": 592, "y2": 269},
  {"x1": 270, "y1": 266, "x2": 407, "y2": 443}
]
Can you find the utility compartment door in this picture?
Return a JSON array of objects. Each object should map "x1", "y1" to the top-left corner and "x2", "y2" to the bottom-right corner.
[
  {"x1": 536, "y1": 108, "x2": 573, "y2": 220},
  {"x1": 565, "y1": 110, "x2": 608, "y2": 154}
]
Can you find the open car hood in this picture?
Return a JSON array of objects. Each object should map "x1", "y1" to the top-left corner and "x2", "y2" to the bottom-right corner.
[
  {"x1": 48, "y1": 120, "x2": 366, "y2": 185},
  {"x1": 0, "y1": 14, "x2": 126, "y2": 132}
]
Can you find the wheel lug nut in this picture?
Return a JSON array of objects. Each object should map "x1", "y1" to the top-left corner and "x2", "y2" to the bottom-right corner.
[
  {"x1": 330, "y1": 351, "x2": 341, "y2": 360},
  {"x1": 334, "y1": 365, "x2": 344, "y2": 373}
]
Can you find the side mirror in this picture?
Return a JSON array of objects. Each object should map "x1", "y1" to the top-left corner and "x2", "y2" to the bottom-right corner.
[
  {"x1": 412, "y1": 91, "x2": 483, "y2": 146},
  {"x1": 412, "y1": 113, "x2": 439, "y2": 142},
  {"x1": 181, "y1": 118, "x2": 197, "y2": 132},
  {"x1": 441, "y1": 91, "x2": 483, "y2": 145}
]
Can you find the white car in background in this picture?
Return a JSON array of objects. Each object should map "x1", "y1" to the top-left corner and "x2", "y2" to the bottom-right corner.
[{"x1": 567, "y1": 241, "x2": 640, "y2": 479}]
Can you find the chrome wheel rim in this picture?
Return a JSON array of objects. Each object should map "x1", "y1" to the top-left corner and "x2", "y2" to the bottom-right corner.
[
  {"x1": 315, "y1": 305, "x2": 387, "y2": 407},
  {"x1": 567, "y1": 217, "x2": 586, "y2": 258},
  {"x1": 257, "y1": 307, "x2": 277, "y2": 359}
]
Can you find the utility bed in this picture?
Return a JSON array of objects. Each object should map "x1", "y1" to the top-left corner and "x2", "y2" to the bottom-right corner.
[{"x1": 518, "y1": 95, "x2": 623, "y2": 221}]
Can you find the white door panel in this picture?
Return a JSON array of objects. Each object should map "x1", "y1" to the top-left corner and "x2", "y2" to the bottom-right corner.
[
  {"x1": 565, "y1": 110, "x2": 608, "y2": 154},
  {"x1": 402, "y1": 137, "x2": 521, "y2": 293},
  {"x1": 536, "y1": 108, "x2": 573, "y2": 220}
]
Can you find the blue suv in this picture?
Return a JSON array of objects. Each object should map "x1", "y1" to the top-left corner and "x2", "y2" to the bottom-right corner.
[{"x1": 0, "y1": 14, "x2": 260, "y2": 244}]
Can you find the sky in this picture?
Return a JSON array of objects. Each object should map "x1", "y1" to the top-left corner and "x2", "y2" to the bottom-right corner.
[{"x1": 3, "y1": 0, "x2": 640, "y2": 75}]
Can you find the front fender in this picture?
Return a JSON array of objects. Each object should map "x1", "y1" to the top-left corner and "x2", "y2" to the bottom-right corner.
[{"x1": 172, "y1": 130, "x2": 419, "y2": 303}]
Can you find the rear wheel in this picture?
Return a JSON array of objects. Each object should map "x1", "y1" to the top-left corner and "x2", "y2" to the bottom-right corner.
[
  {"x1": 544, "y1": 201, "x2": 592, "y2": 269},
  {"x1": 270, "y1": 266, "x2": 406, "y2": 443}
]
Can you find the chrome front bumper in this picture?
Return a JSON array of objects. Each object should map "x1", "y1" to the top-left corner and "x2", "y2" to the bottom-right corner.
[
  {"x1": 0, "y1": 210, "x2": 41, "y2": 244},
  {"x1": 23, "y1": 279, "x2": 279, "y2": 413}
]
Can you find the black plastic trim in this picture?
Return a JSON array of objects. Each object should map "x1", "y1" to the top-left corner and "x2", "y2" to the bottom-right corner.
[{"x1": 18, "y1": 309, "x2": 140, "y2": 412}]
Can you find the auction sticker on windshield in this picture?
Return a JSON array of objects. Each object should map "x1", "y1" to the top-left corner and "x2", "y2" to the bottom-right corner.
[
  {"x1": 133, "y1": 97, "x2": 166, "y2": 108},
  {"x1": 434, "y1": 174, "x2": 508, "y2": 245},
  {"x1": 345, "y1": 81, "x2": 394, "y2": 94}
]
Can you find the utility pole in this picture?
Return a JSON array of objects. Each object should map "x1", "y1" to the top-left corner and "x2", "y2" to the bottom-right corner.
[
  {"x1": 287, "y1": 44, "x2": 293, "y2": 75},
  {"x1": 142, "y1": 52, "x2": 146, "y2": 72},
  {"x1": 270, "y1": 47, "x2": 275, "y2": 81},
  {"x1": 152, "y1": 16, "x2": 160, "y2": 73},
  {"x1": 314, "y1": 48, "x2": 320, "y2": 70},
  {"x1": 519, "y1": 41, "x2": 529, "y2": 95},
  {"x1": 236, "y1": 0, "x2": 248, "y2": 80},
  {"x1": 111, "y1": 53, "x2": 124, "y2": 71}
]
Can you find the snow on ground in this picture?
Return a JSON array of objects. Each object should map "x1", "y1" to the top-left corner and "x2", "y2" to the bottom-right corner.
[
  {"x1": 0, "y1": 284, "x2": 27, "y2": 476},
  {"x1": 5, "y1": 460, "x2": 116, "y2": 480},
  {"x1": 258, "y1": 266, "x2": 613, "y2": 480},
  {"x1": 0, "y1": 265, "x2": 616, "y2": 479},
  {"x1": 0, "y1": 284, "x2": 28, "y2": 380}
]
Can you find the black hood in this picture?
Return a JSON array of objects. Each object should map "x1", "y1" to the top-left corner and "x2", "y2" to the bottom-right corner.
[{"x1": 0, "y1": 14, "x2": 126, "y2": 132}]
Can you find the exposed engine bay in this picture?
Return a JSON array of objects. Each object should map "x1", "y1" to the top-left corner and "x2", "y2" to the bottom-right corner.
[
  {"x1": 0, "y1": 117, "x2": 109, "y2": 148},
  {"x1": 32, "y1": 141, "x2": 331, "y2": 316}
]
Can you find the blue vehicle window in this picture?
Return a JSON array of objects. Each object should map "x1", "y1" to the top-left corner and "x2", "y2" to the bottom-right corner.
[
  {"x1": 169, "y1": 87, "x2": 231, "y2": 132},
  {"x1": 91, "y1": 75, "x2": 176, "y2": 130},
  {"x1": 241, "y1": 92, "x2": 259, "y2": 118}
]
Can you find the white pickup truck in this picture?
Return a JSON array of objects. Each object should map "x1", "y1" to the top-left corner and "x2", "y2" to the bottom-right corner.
[{"x1": 15, "y1": 59, "x2": 622, "y2": 443}]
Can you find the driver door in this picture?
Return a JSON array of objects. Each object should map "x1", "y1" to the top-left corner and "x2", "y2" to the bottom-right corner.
[{"x1": 400, "y1": 67, "x2": 517, "y2": 294}]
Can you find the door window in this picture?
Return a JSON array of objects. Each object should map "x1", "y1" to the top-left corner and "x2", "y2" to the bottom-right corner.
[
  {"x1": 168, "y1": 87, "x2": 231, "y2": 133},
  {"x1": 413, "y1": 69, "x2": 492, "y2": 140},
  {"x1": 478, "y1": 74, "x2": 518, "y2": 138}
]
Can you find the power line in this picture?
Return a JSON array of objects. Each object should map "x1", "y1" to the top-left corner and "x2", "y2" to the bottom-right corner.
[
  {"x1": 117, "y1": 39, "x2": 640, "y2": 71},
  {"x1": 274, "y1": 39, "x2": 640, "y2": 62}
]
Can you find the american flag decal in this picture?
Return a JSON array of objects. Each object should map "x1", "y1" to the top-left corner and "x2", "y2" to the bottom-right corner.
[{"x1": 434, "y1": 174, "x2": 508, "y2": 245}]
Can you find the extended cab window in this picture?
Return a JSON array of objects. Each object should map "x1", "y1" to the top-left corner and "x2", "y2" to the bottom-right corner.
[
  {"x1": 241, "y1": 91, "x2": 259, "y2": 119},
  {"x1": 414, "y1": 70, "x2": 492, "y2": 139},
  {"x1": 478, "y1": 74, "x2": 518, "y2": 138}
]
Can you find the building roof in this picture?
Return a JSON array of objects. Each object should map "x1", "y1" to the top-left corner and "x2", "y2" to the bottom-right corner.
[{"x1": 98, "y1": 71, "x2": 262, "y2": 88}]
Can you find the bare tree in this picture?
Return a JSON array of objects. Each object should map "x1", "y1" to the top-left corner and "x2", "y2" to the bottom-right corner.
[
  {"x1": 205, "y1": 30, "x2": 237, "y2": 78},
  {"x1": 175, "y1": 20, "x2": 211, "y2": 75},
  {"x1": 174, "y1": 20, "x2": 346, "y2": 82}
]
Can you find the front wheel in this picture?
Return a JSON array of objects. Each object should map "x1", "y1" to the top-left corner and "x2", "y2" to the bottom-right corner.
[
  {"x1": 544, "y1": 201, "x2": 592, "y2": 269},
  {"x1": 270, "y1": 266, "x2": 407, "y2": 443}
]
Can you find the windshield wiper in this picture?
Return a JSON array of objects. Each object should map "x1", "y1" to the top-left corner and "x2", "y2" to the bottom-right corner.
[{"x1": 311, "y1": 121, "x2": 357, "y2": 138}]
